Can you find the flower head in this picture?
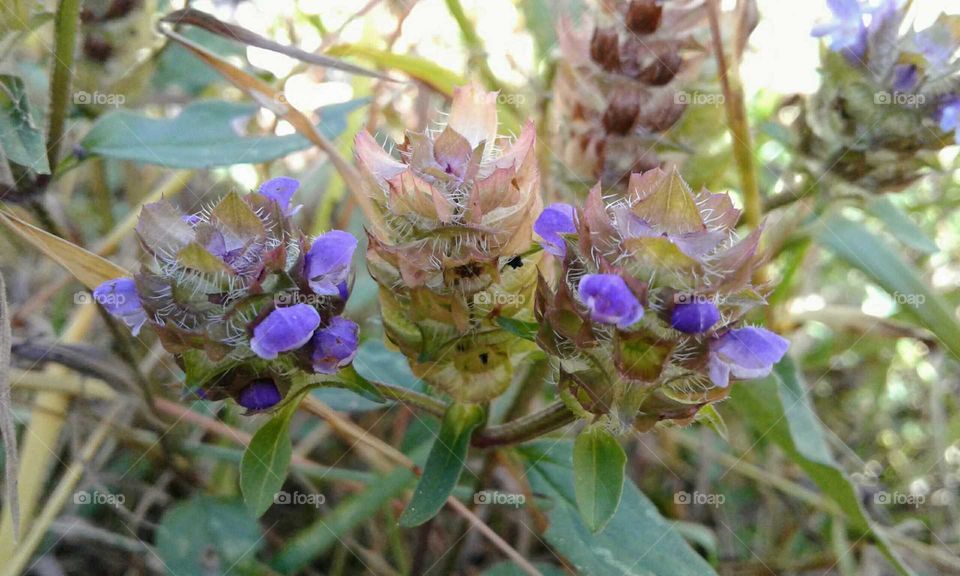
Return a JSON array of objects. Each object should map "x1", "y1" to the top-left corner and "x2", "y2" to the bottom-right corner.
[
  {"x1": 578, "y1": 274, "x2": 643, "y2": 329},
  {"x1": 534, "y1": 203, "x2": 577, "y2": 257},
  {"x1": 708, "y1": 327, "x2": 790, "y2": 388},
  {"x1": 250, "y1": 304, "x2": 321, "y2": 360},
  {"x1": 312, "y1": 316, "x2": 360, "y2": 374},
  {"x1": 93, "y1": 278, "x2": 148, "y2": 335}
]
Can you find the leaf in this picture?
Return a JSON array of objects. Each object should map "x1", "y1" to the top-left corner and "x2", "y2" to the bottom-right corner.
[
  {"x1": 573, "y1": 425, "x2": 626, "y2": 532},
  {"x1": 864, "y1": 197, "x2": 938, "y2": 255},
  {"x1": 155, "y1": 496, "x2": 264, "y2": 575},
  {"x1": 732, "y1": 357, "x2": 914, "y2": 576},
  {"x1": 271, "y1": 466, "x2": 415, "y2": 574},
  {"x1": 0, "y1": 209, "x2": 129, "y2": 289},
  {"x1": 325, "y1": 44, "x2": 465, "y2": 95},
  {"x1": 332, "y1": 364, "x2": 386, "y2": 404},
  {"x1": 694, "y1": 404, "x2": 728, "y2": 441},
  {"x1": 0, "y1": 273, "x2": 19, "y2": 542},
  {"x1": 816, "y1": 214, "x2": 960, "y2": 359},
  {"x1": 0, "y1": 75, "x2": 49, "y2": 174},
  {"x1": 78, "y1": 99, "x2": 365, "y2": 168},
  {"x1": 521, "y1": 441, "x2": 717, "y2": 576},
  {"x1": 495, "y1": 316, "x2": 539, "y2": 341},
  {"x1": 399, "y1": 403, "x2": 485, "y2": 527},
  {"x1": 239, "y1": 396, "x2": 301, "y2": 517}
]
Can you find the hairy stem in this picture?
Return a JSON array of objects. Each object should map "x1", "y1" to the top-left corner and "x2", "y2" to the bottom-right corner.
[
  {"x1": 45, "y1": 0, "x2": 82, "y2": 173},
  {"x1": 472, "y1": 401, "x2": 576, "y2": 448}
]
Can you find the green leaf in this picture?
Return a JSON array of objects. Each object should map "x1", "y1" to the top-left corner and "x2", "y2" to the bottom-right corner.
[
  {"x1": 271, "y1": 466, "x2": 415, "y2": 573},
  {"x1": 332, "y1": 364, "x2": 386, "y2": 403},
  {"x1": 495, "y1": 316, "x2": 539, "y2": 341},
  {"x1": 0, "y1": 74, "x2": 49, "y2": 174},
  {"x1": 239, "y1": 397, "x2": 300, "y2": 517},
  {"x1": 155, "y1": 496, "x2": 264, "y2": 575},
  {"x1": 732, "y1": 357, "x2": 914, "y2": 576},
  {"x1": 573, "y1": 425, "x2": 626, "y2": 532},
  {"x1": 864, "y1": 197, "x2": 938, "y2": 255},
  {"x1": 78, "y1": 99, "x2": 365, "y2": 168},
  {"x1": 399, "y1": 403, "x2": 485, "y2": 527},
  {"x1": 326, "y1": 44, "x2": 464, "y2": 95},
  {"x1": 816, "y1": 214, "x2": 960, "y2": 359},
  {"x1": 521, "y1": 441, "x2": 717, "y2": 576}
]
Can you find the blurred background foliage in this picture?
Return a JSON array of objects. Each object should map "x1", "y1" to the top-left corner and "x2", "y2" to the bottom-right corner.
[{"x1": 0, "y1": 0, "x2": 960, "y2": 574}]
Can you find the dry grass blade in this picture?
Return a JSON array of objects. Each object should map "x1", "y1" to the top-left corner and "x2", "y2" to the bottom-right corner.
[
  {"x1": 0, "y1": 273, "x2": 19, "y2": 542},
  {"x1": 157, "y1": 26, "x2": 380, "y2": 229},
  {"x1": 0, "y1": 209, "x2": 129, "y2": 289},
  {"x1": 160, "y1": 8, "x2": 400, "y2": 83}
]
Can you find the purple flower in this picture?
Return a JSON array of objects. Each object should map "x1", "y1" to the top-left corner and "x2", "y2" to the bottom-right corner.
[
  {"x1": 937, "y1": 97, "x2": 960, "y2": 143},
  {"x1": 238, "y1": 379, "x2": 282, "y2": 411},
  {"x1": 249, "y1": 303, "x2": 321, "y2": 360},
  {"x1": 708, "y1": 327, "x2": 790, "y2": 388},
  {"x1": 891, "y1": 64, "x2": 919, "y2": 93},
  {"x1": 259, "y1": 177, "x2": 302, "y2": 216},
  {"x1": 534, "y1": 203, "x2": 577, "y2": 257},
  {"x1": 306, "y1": 230, "x2": 357, "y2": 298},
  {"x1": 812, "y1": 0, "x2": 869, "y2": 63},
  {"x1": 671, "y1": 300, "x2": 720, "y2": 334},
  {"x1": 916, "y1": 25, "x2": 958, "y2": 71},
  {"x1": 92, "y1": 278, "x2": 148, "y2": 336},
  {"x1": 311, "y1": 316, "x2": 360, "y2": 374},
  {"x1": 578, "y1": 274, "x2": 643, "y2": 329}
]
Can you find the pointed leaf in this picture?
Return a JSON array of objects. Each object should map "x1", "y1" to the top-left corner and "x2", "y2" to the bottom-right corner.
[
  {"x1": 240, "y1": 397, "x2": 300, "y2": 517},
  {"x1": 0, "y1": 75, "x2": 49, "y2": 173},
  {"x1": 573, "y1": 425, "x2": 626, "y2": 532},
  {"x1": 399, "y1": 403, "x2": 485, "y2": 526},
  {"x1": 0, "y1": 210, "x2": 129, "y2": 289},
  {"x1": 864, "y1": 197, "x2": 938, "y2": 255}
]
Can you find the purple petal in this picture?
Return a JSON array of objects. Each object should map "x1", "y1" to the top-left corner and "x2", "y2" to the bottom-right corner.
[
  {"x1": 250, "y1": 303, "x2": 321, "y2": 360},
  {"x1": 92, "y1": 278, "x2": 148, "y2": 336},
  {"x1": 827, "y1": 0, "x2": 863, "y2": 20},
  {"x1": 577, "y1": 274, "x2": 644, "y2": 329},
  {"x1": 708, "y1": 354, "x2": 732, "y2": 388},
  {"x1": 259, "y1": 177, "x2": 302, "y2": 216},
  {"x1": 238, "y1": 379, "x2": 282, "y2": 411},
  {"x1": 311, "y1": 316, "x2": 360, "y2": 374},
  {"x1": 671, "y1": 300, "x2": 721, "y2": 334},
  {"x1": 937, "y1": 97, "x2": 960, "y2": 137},
  {"x1": 711, "y1": 327, "x2": 789, "y2": 380},
  {"x1": 306, "y1": 230, "x2": 357, "y2": 297},
  {"x1": 534, "y1": 203, "x2": 577, "y2": 257},
  {"x1": 891, "y1": 64, "x2": 919, "y2": 93}
]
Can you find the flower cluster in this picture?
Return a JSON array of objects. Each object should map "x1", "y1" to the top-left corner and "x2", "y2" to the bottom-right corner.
[
  {"x1": 532, "y1": 167, "x2": 788, "y2": 431},
  {"x1": 357, "y1": 85, "x2": 542, "y2": 403},
  {"x1": 799, "y1": 1, "x2": 960, "y2": 191},
  {"x1": 552, "y1": 0, "x2": 705, "y2": 191},
  {"x1": 94, "y1": 178, "x2": 359, "y2": 412}
]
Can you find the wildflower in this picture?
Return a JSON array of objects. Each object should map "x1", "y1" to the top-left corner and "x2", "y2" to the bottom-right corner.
[
  {"x1": 357, "y1": 84, "x2": 542, "y2": 402},
  {"x1": 671, "y1": 300, "x2": 720, "y2": 334},
  {"x1": 707, "y1": 327, "x2": 790, "y2": 388},
  {"x1": 92, "y1": 278, "x2": 147, "y2": 335},
  {"x1": 578, "y1": 274, "x2": 643, "y2": 329},
  {"x1": 312, "y1": 316, "x2": 360, "y2": 374},
  {"x1": 533, "y1": 203, "x2": 576, "y2": 257},
  {"x1": 94, "y1": 179, "x2": 359, "y2": 411},
  {"x1": 812, "y1": 0, "x2": 868, "y2": 62},
  {"x1": 250, "y1": 304, "x2": 321, "y2": 360}
]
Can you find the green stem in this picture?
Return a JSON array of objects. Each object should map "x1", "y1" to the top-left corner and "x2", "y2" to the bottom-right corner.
[
  {"x1": 372, "y1": 381, "x2": 449, "y2": 417},
  {"x1": 46, "y1": 0, "x2": 81, "y2": 173},
  {"x1": 472, "y1": 401, "x2": 576, "y2": 448}
]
